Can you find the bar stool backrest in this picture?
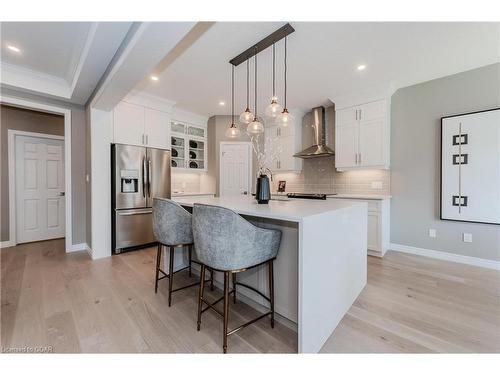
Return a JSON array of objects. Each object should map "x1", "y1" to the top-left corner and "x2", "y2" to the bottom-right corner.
[
  {"x1": 153, "y1": 198, "x2": 193, "y2": 246},
  {"x1": 192, "y1": 203, "x2": 281, "y2": 271}
]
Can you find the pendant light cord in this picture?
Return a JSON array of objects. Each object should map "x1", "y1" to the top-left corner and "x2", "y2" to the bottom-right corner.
[
  {"x1": 231, "y1": 65, "x2": 235, "y2": 125},
  {"x1": 272, "y1": 42, "x2": 276, "y2": 98},
  {"x1": 254, "y1": 46, "x2": 258, "y2": 118},
  {"x1": 284, "y1": 36, "x2": 287, "y2": 109},
  {"x1": 246, "y1": 60, "x2": 249, "y2": 109}
]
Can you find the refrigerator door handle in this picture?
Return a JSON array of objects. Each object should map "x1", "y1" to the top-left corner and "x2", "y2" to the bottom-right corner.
[
  {"x1": 148, "y1": 158, "x2": 152, "y2": 198},
  {"x1": 142, "y1": 156, "x2": 147, "y2": 198},
  {"x1": 116, "y1": 208, "x2": 153, "y2": 216}
]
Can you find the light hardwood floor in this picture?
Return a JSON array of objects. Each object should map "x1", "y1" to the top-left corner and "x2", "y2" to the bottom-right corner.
[{"x1": 1, "y1": 239, "x2": 499, "y2": 353}]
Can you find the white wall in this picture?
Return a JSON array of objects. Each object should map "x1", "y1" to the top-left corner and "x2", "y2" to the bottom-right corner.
[
  {"x1": 390, "y1": 63, "x2": 500, "y2": 262},
  {"x1": 89, "y1": 108, "x2": 112, "y2": 259}
]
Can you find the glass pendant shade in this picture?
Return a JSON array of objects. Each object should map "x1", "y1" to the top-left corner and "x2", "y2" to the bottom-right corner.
[
  {"x1": 225, "y1": 123, "x2": 241, "y2": 138},
  {"x1": 239, "y1": 108, "x2": 254, "y2": 124},
  {"x1": 247, "y1": 118, "x2": 264, "y2": 134},
  {"x1": 276, "y1": 108, "x2": 293, "y2": 127},
  {"x1": 265, "y1": 97, "x2": 283, "y2": 118}
]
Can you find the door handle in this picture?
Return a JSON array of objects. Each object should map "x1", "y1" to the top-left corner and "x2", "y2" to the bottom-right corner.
[
  {"x1": 117, "y1": 209, "x2": 153, "y2": 216},
  {"x1": 148, "y1": 159, "x2": 152, "y2": 198},
  {"x1": 59, "y1": 192, "x2": 65, "y2": 196},
  {"x1": 355, "y1": 153, "x2": 358, "y2": 164},
  {"x1": 142, "y1": 157, "x2": 146, "y2": 197},
  {"x1": 359, "y1": 153, "x2": 362, "y2": 164}
]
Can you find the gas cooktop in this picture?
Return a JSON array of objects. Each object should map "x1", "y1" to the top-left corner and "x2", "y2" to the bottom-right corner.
[{"x1": 286, "y1": 193, "x2": 337, "y2": 200}]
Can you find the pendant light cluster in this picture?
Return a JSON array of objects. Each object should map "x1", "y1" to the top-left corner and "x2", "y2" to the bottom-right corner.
[
  {"x1": 264, "y1": 43, "x2": 283, "y2": 118},
  {"x1": 275, "y1": 36, "x2": 292, "y2": 127},
  {"x1": 225, "y1": 24, "x2": 294, "y2": 138},
  {"x1": 247, "y1": 47, "x2": 264, "y2": 135},
  {"x1": 224, "y1": 65, "x2": 241, "y2": 138}
]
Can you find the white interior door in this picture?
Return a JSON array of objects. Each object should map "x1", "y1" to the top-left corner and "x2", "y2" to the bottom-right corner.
[
  {"x1": 220, "y1": 143, "x2": 251, "y2": 197},
  {"x1": 15, "y1": 135, "x2": 65, "y2": 243}
]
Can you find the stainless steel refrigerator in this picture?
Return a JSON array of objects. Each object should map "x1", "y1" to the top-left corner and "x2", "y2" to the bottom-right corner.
[{"x1": 111, "y1": 144, "x2": 171, "y2": 254}]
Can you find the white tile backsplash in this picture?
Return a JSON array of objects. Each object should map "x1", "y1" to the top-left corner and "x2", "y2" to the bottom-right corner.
[{"x1": 271, "y1": 159, "x2": 390, "y2": 195}]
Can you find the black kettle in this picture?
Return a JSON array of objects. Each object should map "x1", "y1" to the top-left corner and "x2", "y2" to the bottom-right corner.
[{"x1": 255, "y1": 173, "x2": 271, "y2": 204}]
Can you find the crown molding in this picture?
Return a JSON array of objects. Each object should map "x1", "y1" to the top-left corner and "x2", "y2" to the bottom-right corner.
[
  {"x1": 330, "y1": 83, "x2": 396, "y2": 110},
  {"x1": 172, "y1": 106, "x2": 209, "y2": 127},
  {"x1": 0, "y1": 62, "x2": 72, "y2": 98},
  {"x1": 124, "y1": 90, "x2": 177, "y2": 112}
]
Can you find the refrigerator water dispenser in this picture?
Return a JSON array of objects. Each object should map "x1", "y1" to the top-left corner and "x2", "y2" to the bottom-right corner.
[{"x1": 120, "y1": 170, "x2": 139, "y2": 193}]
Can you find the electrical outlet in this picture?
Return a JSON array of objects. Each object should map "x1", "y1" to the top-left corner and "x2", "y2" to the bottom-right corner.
[
  {"x1": 463, "y1": 233, "x2": 473, "y2": 243},
  {"x1": 371, "y1": 181, "x2": 383, "y2": 189},
  {"x1": 429, "y1": 229, "x2": 436, "y2": 238}
]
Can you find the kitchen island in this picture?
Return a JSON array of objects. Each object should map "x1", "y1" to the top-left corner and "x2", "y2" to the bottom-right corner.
[{"x1": 173, "y1": 196, "x2": 368, "y2": 353}]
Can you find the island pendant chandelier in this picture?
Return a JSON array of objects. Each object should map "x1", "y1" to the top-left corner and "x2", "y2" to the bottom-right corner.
[{"x1": 225, "y1": 23, "x2": 295, "y2": 138}]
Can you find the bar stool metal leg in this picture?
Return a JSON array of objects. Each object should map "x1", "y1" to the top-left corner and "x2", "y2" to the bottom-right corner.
[
  {"x1": 223, "y1": 271, "x2": 230, "y2": 354},
  {"x1": 168, "y1": 246, "x2": 175, "y2": 307},
  {"x1": 210, "y1": 269, "x2": 214, "y2": 291},
  {"x1": 269, "y1": 260, "x2": 275, "y2": 328},
  {"x1": 232, "y1": 273, "x2": 237, "y2": 304},
  {"x1": 188, "y1": 245, "x2": 192, "y2": 277},
  {"x1": 155, "y1": 243, "x2": 162, "y2": 293},
  {"x1": 197, "y1": 265, "x2": 206, "y2": 331}
]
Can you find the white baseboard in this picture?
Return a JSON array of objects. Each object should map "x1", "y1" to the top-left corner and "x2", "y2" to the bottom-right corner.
[
  {"x1": 86, "y1": 245, "x2": 93, "y2": 259},
  {"x1": 69, "y1": 242, "x2": 88, "y2": 252},
  {"x1": 390, "y1": 243, "x2": 500, "y2": 271},
  {"x1": 0, "y1": 240, "x2": 14, "y2": 248}
]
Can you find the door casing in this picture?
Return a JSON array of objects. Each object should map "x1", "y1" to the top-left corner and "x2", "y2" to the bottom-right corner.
[{"x1": 2, "y1": 95, "x2": 73, "y2": 251}]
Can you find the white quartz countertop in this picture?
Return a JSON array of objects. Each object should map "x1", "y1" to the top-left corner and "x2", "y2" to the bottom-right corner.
[
  {"x1": 173, "y1": 195, "x2": 365, "y2": 223},
  {"x1": 171, "y1": 192, "x2": 215, "y2": 197},
  {"x1": 329, "y1": 193, "x2": 392, "y2": 200}
]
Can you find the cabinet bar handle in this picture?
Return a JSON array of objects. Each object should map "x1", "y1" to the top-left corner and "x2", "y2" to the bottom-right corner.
[
  {"x1": 359, "y1": 109, "x2": 362, "y2": 120},
  {"x1": 355, "y1": 110, "x2": 358, "y2": 121}
]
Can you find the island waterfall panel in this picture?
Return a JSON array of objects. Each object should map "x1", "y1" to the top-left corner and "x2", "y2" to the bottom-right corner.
[{"x1": 441, "y1": 108, "x2": 500, "y2": 225}]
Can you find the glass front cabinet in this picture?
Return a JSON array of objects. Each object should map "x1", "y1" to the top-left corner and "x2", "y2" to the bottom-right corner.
[{"x1": 170, "y1": 120, "x2": 207, "y2": 171}]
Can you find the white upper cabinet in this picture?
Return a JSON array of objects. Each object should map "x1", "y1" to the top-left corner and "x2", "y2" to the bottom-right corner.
[
  {"x1": 170, "y1": 120, "x2": 207, "y2": 171},
  {"x1": 335, "y1": 99, "x2": 390, "y2": 170},
  {"x1": 113, "y1": 101, "x2": 146, "y2": 147},
  {"x1": 265, "y1": 111, "x2": 303, "y2": 172},
  {"x1": 144, "y1": 108, "x2": 171, "y2": 149},
  {"x1": 113, "y1": 101, "x2": 171, "y2": 149}
]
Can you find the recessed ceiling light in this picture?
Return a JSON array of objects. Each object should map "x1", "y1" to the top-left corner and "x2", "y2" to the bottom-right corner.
[
  {"x1": 357, "y1": 64, "x2": 366, "y2": 71},
  {"x1": 219, "y1": 101, "x2": 225, "y2": 106},
  {"x1": 7, "y1": 44, "x2": 21, "y2": 53},
  {"x1": 150, "y1": 75, "x2": 159, "y2": 81}
]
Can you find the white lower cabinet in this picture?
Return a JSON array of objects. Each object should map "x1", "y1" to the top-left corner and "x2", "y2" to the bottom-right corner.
[{"x1": 330, "y1": 197, "x2": 390, "y2": 257}]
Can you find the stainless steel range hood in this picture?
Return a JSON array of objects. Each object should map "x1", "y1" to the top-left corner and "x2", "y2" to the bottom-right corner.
[{"x1": 294, "y1": 106, "x2": 335, "y2": 158}]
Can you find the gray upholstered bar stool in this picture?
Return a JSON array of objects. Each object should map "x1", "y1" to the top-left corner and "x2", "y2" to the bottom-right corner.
[
  {"x1": 152, "y1": 198, "x2": 213, "y2": 306},
  {"x1": 192, "y1": 203, "x2": 282, "y2": 353}
]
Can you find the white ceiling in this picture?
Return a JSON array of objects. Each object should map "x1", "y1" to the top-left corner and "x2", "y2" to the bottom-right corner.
[
  {"x1": 140, "y1": 22, "x2": 500, "y2": 116},
  {"x1": 1, "y1": 22, "x2": 132, "y2": 104}
]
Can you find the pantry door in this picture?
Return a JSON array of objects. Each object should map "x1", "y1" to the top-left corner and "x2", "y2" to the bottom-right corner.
[
  {"x1": 219, "y1": 142, "x2": 252, "y2": 197},
  {"x1": 15, "y1": 135, "x2": 65, "y2": 243}
]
